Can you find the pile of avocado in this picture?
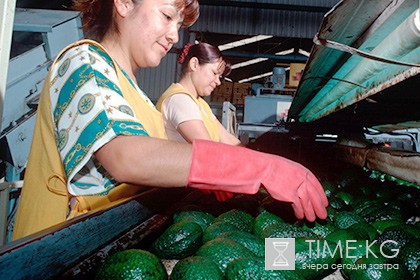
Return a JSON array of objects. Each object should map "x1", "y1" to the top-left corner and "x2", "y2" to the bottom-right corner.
[{"x1": 95, "y1": 168, "x2": 420, "y2": 280}]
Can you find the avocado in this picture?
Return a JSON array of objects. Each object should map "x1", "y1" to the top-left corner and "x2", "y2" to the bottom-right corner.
[
  {"x1": 322, "y1": 181, "x2": 338, "y2": 198},
  {"x1": 327, "y1": 196, "x2": 348, "y2": 211},
  {"x1": 333, "y1": 211, "x2": 365, "y2": 230},
  {"x1": 260, "y1": 223, "x2": 317, "y2": 239},
  {"x1": 374, "y1": 225, "x2": 416, "y2": 257},
  {"x1": 301, "y1": 220, "x2": 336, "y2": 239},
  {"x1": 195, "y1": 237, "x2": 255, "y2": 275},
  {"x1": 346, "y1": 254, "x2": 408, "y2": 280},
  {"x1": 253, "y1": 210, "x2": 285, "y2": 236},
  {"x1": 95, "y1": 249, "x2": 167, "y2": 280},
  {"x1": 347, "y1": 222, "x2": 378, "y2": 241},
  {"x1": 340, "y1": 240, "x2": 382, "y2": 279},
  {"x1": 398, "y1": 239, "x2": 420, "y2": 279},
  {"x1": 294, "y1": 237, "x2": 340, "y2": 280},
  {"x1": 217, "y1": 230, "x2": 265, "y2": 258},
  {"x1": 225, "y1": 257, "x2": 304, "y2": 280},
  {"x1": 363, "y1": 207, "x2": 404, "y2": 224},
  {"x1": 150, "y1": 219, "x2": 203, "y2": 259},
  {"x1": 325, "y1": 228, "x2": 363, "y2": 244},
  {"x1": 326, "y1": 207, "x2": 338, "y2": 223},
  {"x1": 352, "y1": 199, "x2": 384, "y2": 217},
  {"x1": 173, "y1": 210, "x2": 215, "y2": 232},
  {"x1": 213, "y1": 209, "x2": 254, "y2": 233},
  {"x1": 334, "y1": 191, "x2": 354, "y2": 206},
  {"x1": 170, "y1": 256, "x2": 223, "y2": 280},
  {"x1": 203, "y1": 221, "x2": 240, "y2": 243},
  {"x1": 371, "y1": 220, "x2": 404, "y2": 235}
]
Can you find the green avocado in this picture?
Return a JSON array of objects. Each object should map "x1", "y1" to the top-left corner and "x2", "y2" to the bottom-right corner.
[
  {"x1": 253, "y1": 210, "x2": 285, "y2": 236},
  {"x1": 374, "y1": 225, "x2": 416, "y2": 257},
  {"x1": 347, "y1": 222, "x2": 378, "y2": 241},
  {"x1": 225, "y1": 257, "x2": 304, "y2": 280},
  {"x1": 325, "y1": 229, "x2": 363, "y2": 245},
  {"x1": 213, "y1": 209, "x2": 255, "y2": 233},
  {"x1": 398, "y1": 239, "x2": 420, "y2": 279},
  {"x1": 217, "y1": 230, "x2": 265, "y2": 257},
  {"x1": 340, "y1": 240, "x2": 381, "y2": 279},
  {"x1": 371, "y1": 220, "x2": 404, "y2": 235},
  {"x1": 362, "y1": 207, "x2": 404, "y2": 224},
  {"x1": 346, "y1": 254, "x2": 408, "y2": 280},
  {"x1": 302, "y1": 220, "x2": 336, "y2": 239},
  {"x1": 352, "y1": 199, "x2": 384, "y2": 217},
  {"x1": 195, "y1": 237, "x2": 255, "y2": 275},
  {"x1": 173, "y1": 211, "x2": 215, "y2": 232},
  {"x1": 294, "y1": 237, "x2": 340, "y2": 280},
  {"x1": 333, "y1": 211, "x2": 365, "y2": 230},
  {"x1": 170, "y1": 256, "x2": 223, "y2": 280},
  {"x1": 94, "y1": 249, "x2": 167, "y2": 280},
  {"x1": 260, "y1": 222, "x2": 317, "y2": 239},
  {"x1": 150, "y1": 219, "x2": 203, "y2": 259},
  {"x1": 203, "y1": 221, "x2": 240, "y2": 243}
]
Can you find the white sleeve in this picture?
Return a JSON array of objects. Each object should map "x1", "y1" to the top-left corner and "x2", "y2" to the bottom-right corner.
[{"x1": 163, "y1": 94, "x2": 203, "y2": 128}]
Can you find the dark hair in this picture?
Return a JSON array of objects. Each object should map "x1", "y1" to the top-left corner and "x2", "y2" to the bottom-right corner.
[
  {"x1": 179, "y1": 43, "x2": 232, "y2": 77},
  {"x1": 72, "y1": 0, "x2": 199, "y2": 41}
]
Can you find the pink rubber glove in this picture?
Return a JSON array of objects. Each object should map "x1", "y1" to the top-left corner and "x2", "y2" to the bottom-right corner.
[{"x1": 188, "y1": 140, "x2": 328, "y2": 222}]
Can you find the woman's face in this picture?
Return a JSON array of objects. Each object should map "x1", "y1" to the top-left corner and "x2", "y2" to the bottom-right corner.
[
  {"x1": 192, "y1": 59, "x2": 224, "y2": 97},
  {"x1": 123, "y1": 0, "x2": 184, "y2": 68}
]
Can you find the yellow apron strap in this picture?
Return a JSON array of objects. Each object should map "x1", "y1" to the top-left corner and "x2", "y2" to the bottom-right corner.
[
  {"x1": 69, "y1": 183, "x2": 148, "y2": 218},
  {"x1": 46, "y1": 174, "x2": 68, "y2": 196}
]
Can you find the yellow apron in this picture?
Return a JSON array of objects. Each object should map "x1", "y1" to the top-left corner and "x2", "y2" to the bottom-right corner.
[
  {"x1": 157, "y1": 83, "x2": 220, "y2": 141},
  {"x1": 12, "y1": 39, "x2": 166, "y2": 240}
]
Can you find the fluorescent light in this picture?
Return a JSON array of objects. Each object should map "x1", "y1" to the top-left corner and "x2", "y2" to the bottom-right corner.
[
  {"x1": 275, "y1": 48, "x2": 295, "y2": 55},
  {"x1": 218, "y1": 35, "x2": 273, "y2": 51},
  {"x1": 239, "y1": 71, "x2": 273, "y2": 83},
  {"x1": 231, "y1": 57, "x2": 268, "y2": 69},
  {"x1": 298, "y1": 49, "x2": 310, "y2": 57}
]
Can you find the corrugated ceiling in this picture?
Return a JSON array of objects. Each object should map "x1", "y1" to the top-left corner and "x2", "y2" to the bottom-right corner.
[{"x1": 288, "y1": 0, "x2": 420, "y2": 128}]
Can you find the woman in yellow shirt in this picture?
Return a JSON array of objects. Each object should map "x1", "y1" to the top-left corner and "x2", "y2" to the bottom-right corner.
[
  {"x1": 157, "y1": 43, "x2": 241, "y2": 146},
  {"x1": 157, "y1": 43, "x2": 242, "y2": 201}
]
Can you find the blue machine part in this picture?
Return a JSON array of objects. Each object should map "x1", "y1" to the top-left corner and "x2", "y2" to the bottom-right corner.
[
  {"x1": 243, "y1": 94, "x2": 293, "y2": 124},
  {"x1": 272, "y1": 67, "x2": 286, "y2": 89}
]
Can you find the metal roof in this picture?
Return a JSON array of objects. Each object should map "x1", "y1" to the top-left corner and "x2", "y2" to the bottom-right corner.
[{"x1": 191, "y1": 0, "x2": 340, "y2": 84}]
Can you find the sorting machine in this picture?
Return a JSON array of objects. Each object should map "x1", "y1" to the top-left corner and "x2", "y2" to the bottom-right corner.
[{"x1": 0, "y1": 8, "x2": 83, "y2": 244}]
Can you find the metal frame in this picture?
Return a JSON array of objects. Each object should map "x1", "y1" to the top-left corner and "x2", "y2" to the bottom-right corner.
[
  {"x1": 0, "y1": 0, "x2": 16, "y2": 130},
  {"x1": 221, "y1": 101, "x2": 237, "y2": 135}
]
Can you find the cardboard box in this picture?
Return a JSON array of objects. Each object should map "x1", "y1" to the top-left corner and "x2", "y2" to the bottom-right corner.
[
  {"x1": 233, "y1": 82, "x2": 251, "y2": 95},
  {"x1": 289, "y1": 63, "x2": 306, "y2": 87},
  {"x1": 211, "y1": 95, "x2": 232, "y2": 103},
  {"x1": 213, "y1": 81, "x2": 233, "y2": 96}
]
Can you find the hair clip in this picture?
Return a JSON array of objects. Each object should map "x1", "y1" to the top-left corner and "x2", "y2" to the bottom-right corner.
[{"x1": 178, "y1": 43, "x2": 193, "y2": 64}]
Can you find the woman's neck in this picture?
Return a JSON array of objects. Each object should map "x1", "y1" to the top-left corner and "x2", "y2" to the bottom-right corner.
[
  {"x1": 100, "y1": 37, "x2": 138, "y2": 83},
  {"x1": 178, "y1": 78, "x2": 198, "y2": 99}
]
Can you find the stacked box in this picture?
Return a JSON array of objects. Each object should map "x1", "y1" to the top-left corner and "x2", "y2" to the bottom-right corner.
[
  {"x1": 289, "y1": 63, "x2": 306, "y2": 87},
  {"x1": 232, "y1": 82, "x2": 251, "y2": 105},
  {"x1": 211, "y1": 81, "x2": 233, "y2": 103}
]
